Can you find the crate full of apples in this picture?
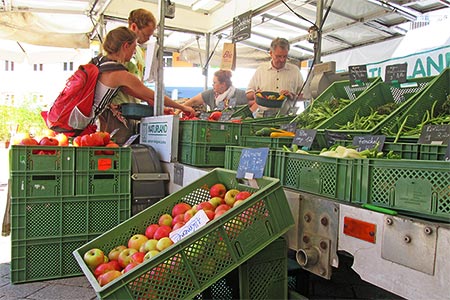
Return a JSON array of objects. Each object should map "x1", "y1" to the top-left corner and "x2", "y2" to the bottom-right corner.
[{"x1": 73, "y1": 168, "x2": 294, "y2": 299}]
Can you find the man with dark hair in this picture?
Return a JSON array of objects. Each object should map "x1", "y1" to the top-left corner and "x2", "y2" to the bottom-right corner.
[
  {"x1": 246, "y1": 37, "x2": 304, "y2": 117},
  {"x1": 99, "y1": 9, "x2": 157, "y2": 144}
]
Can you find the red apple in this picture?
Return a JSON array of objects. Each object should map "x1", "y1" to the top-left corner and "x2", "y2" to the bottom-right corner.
[
  {"x1": 172, "y1": 222, "x2": 185, "y2": 231},
  {"x1": 107, "y1": 260, "x2": 122, "y2": 271},
  {"x1": 158, "y1": 214, "x2": 173, "y2": 227},
  {"x1": 197, "y1": 201, "x2": 215, "y2": 212},
  {"x1": 118, "y1": 248, "x2": 138, "y2": 268},
  {"x1": 108, "y1": 245, "x2": 127, "y2": 261},
  {"x1": 128, "y1": 234, "x2": 148, "y2": 251},
  {"x1": 98, "y1": 270, "x2": 122, "y2": 287},
  {"x1": 235, "y1": 191, "x2": 252, "y2": 201},
  {"x1": 122, "y1": 262, "x2": 138, "y2": 274},
  {"x1": 171, "y1": 202, "x2": 192, "y2": 217},
  {"x1": 131, "y1": 251, "x2": 145, "y2": 264},
  {"x1": 215, "y1": 204, "x2": 231, "y2": 213},
  {"x1": 145, "y1": 224, "x2": 160, "y2": 239},
  {"x1": 224, "y1": 189, "x2": 240, "y2": 207},
  {"x1": 94, "y1": 262, "x2": 117, "y2": 278},
  {"x1": 210, "y1": 183, "x2": 227, "y2": 198},
  {"x1": 172, "y1": 214, "x2": 185, "y2": 226},
  {"x1": 83, "y1": 248, "x2": 105, "y2": 271},
  {"x1": 184, "y1": 209, "x2": 196, "y2": 222},
  {"x1": 214, "y1": 209, "x2": 227, "y2": 219},
  {"x1": 204, "y1": 210, "x2": 215, "y2": 220},
  {"x1": 153, "y1": 225, "x2": 172, "y2": 240}
]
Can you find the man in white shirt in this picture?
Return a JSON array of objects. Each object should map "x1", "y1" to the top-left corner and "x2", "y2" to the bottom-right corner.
[{"x1": 246, "y1": 37, "x2": 304, "y2": 117}]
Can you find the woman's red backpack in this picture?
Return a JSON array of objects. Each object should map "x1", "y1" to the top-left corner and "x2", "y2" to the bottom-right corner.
[{"x1": 46, "y1": 56, "x2": 126, "y2": 136}]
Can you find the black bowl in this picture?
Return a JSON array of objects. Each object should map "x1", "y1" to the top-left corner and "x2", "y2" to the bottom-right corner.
[
  {"x1": 255, "y1": 91, "x2": 285, "y2": 108},
  {"x1": 120, "y1": 103, "x2": 154, "y2": 120}
]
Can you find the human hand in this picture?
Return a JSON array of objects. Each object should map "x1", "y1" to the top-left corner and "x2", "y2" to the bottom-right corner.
[
  {"x1": 181, "y1": 105, "x2": 195, "y2": 116},
  {"x1": 279, "y1": 90, "x2": 294, "y2": 99}
]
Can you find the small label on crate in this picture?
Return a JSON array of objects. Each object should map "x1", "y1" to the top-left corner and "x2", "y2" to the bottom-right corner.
[
  {"x1": 97, "y1": 158, "x2": 112, "y2": 171},
  {"x1": 169, "y1": 210, "x2": 209, "y2": 243},
  {"x1": 293, "y1": 129, "x2": 316, "y2": 149},
  {"x1": 352, "y1": 135, "x2": 385, "y2": 151},
  {"x1": 418, "y1": 124, "x2": 450, "y2": 145}
]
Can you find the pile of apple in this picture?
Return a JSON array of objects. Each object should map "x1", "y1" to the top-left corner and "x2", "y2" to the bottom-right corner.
[{"x1": 82, "y1": 183, "x2": 252, "y2": 287}]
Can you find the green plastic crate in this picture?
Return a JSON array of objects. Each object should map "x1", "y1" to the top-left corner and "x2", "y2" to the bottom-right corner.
[
  {"x1": 419, "y1": 144, "x2": 448, "y2": 161},
  {"x1": 11, "y1": 171, "x2": 74, "y2": 197},
  {"x1": 314, "y1": 76, "x2": 436, "y2": 148},
  {"x1": 178, "y1": 142, "x2": 226, "y2": 167},
  {"x1": 383, "y1": 68, "x2": 450, "y2": 138},
  {"x1": 11, "y1": 234, "x2": 99, "y2": 284},
  {"x1": 241, "y1": 115, "x2": 295, "y2": 124},
  {"x1": 224, "y1": 146, "x2": 276, "y2": 177},
  {"x1": 196, "y1": 237, "x2": 288, "y2": 300},
  {"x1": 179, "y1": 120, "x2": 241, "y2": 145},
  {"x1": 223, "y1": 105, "x2": 253, "y2": 119},
  {"x1": 240, "y1": 136, "x2": 294, "y2": 149},
  {"x1": 75, "y1": 171, "x2": 131, "y2": 195},
  {"x1": 75, "y1": 147, "x2": 131, "y2": 172},
  {"x1": 73, "y1": 168, "x2": 294, "y2": 300},
  {"x1": 11, "y1": 194, "x2": 130, "y2": 240},
  {"x1": 9, "y1": 145, "x2": 75, "y2": 172},
  {"x1": 274, "y1": 151, "x2": 353, "y2": 202},
  {"x1": 352, "y1": 159, "x2": 450, "y2": 221}
]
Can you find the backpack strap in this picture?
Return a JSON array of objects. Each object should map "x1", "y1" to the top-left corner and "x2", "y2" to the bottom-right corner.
[{"x1": 91, "y1": 55, "x2": 127, "y2": 73}]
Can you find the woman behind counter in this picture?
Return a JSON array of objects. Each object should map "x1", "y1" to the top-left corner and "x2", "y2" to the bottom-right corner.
[{"x1": 183, "y1": 69, "x2": 249, "y2": 111}]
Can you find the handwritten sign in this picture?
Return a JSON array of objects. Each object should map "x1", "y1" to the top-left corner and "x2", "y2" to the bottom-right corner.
[
  {"x1": 236, "y1": 148, "x2": 269, "y2": 179},
  {"x1": 352, "y1": 135, "x2": 385, "y2": 151},
  {"x1": 169, "y1": 210, "x2": 209, "y2": 243},
  {"x1": 349, "y1": 65, "x2": 368, "y2": 86},
  {"x1": 232, "y1": 11, "x2": 252, "y2": 43},
  {"x1": 280, "y1": 122, "x2": 297, "y2": 133},
  {"x1": 418, "y1": 124, "x2": 450, "y2": 144},
  {"x1": 293, "y1": 129, "x2": 317, "y2": 149},
  {"x1": 324, "y1": 130, "x2": 352, "y2": 147},
  {"x1": 385, "y1": 63, "x2": 407, "y2": 83}
]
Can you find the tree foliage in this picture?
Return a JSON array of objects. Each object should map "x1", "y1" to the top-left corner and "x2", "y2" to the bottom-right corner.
[{"x1": 0, "y1": 105, "x2": 47, "y2": 141}]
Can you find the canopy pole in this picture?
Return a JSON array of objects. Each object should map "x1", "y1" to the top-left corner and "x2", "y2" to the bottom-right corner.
[
  {"x1": 202, "y1": 33, "x2": 211, "y2": 90},
  {"x1": 155, "y1": 0, "x2": 167, "y2": 116},
  {"x1": 315, "y1": 0, "x2": 324, "y2": 64}
]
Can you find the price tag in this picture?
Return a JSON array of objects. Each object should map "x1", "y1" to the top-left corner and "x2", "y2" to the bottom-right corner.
[
  {"x1": 199, "y1": 112, "x2": 211, "y2": 120},
  {"x1": 122, "y1": 134, "x2": 140, "y2": 147},
  {"x1": 418, "y1": 124, "x2": 450, "y2": 145},
  {"x1": 219, "y1": 110, "x2": 233, "y2": 121},
  {"x1": 280, "y1": 122, "x2": 297, "y2": 133},
  {"x1": 232, "y1": 11, "x2": 252, "y2": 43},
  {"x1": 385, "y1": 63, "x2": 407, "y2": 84},
  {"x1": 236, "y1": 148, "x2": 269, "y2": 179},
  {"x1": 169, "y1": 210, "x2": 209, "y2": 243},
  {"x1": 324, "y1": 130, "x2": 352, "y2": 147},
  {"x1": 352, "y1": 135, "x2": 385, "y2": 152},
  {"x1": 292, "y1": 129, "x2": 317, "y2": 149},
  {"x1": 348, "y1": 65, "x2": 368, "y2": 86}
]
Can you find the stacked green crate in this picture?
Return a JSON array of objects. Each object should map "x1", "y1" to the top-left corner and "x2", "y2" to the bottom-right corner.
[
  {"x1": 314, "y1": 75, "x2": 436, "y2": 148},
  {"x1": 178, "y1": 120, "x2": 241, "y2": 167},
  {"x1": 224, "y1": 146, "x2": 277, "y2": 177},
  {"x1": 9, "y1": 145, "x2": 131, "y2": 284},
  {"x1": 73, "y1": 168, "x2": 294, "y2": 300}
]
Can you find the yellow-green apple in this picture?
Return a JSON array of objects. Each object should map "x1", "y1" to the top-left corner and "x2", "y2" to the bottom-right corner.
[
  {"x1": 83, "y1": 248, "x2": 105, "y2": 271},
  {"x1": 224, "y1": 189, "x2": 240, "y2": 206},
  {"x1": 144, "y1": 250, "x2": 160, "y2": 260},
  {"x1": 139, "y1": 239, "x2": 158, "y2": 253},
  {"x1": 103, "y1": 255, "x2": 109, "y2": 263},
  {"x1": 210, "y1": 183, "x2": 227, "y2": 198},
  {"x1": 156, "y1": 237, "x2": 174, "y2": 251},
  {"x1": 209, "y1": 197, "x2": 223, "y2": 208},
  {"x1": 122, "y1": 262, "x2": 138, "y2": 274},
  {"x1": 144, "y1": 224, "x2": 159, "y2": 239},
  {"x1": 184, "y1": 209, "x2": 196, "y2": 222},
  {"x1": 118, "y1": 248, "x2": 138, "y2": 268},
  {"x1": 128, "y1": 234, "x2": 148, "y2": 251},
  {"x1": 171, "y1": 203, "x2": 192, "y2": 217},
  {"x1": 131, "y1": 251, "x2": 145, "y2": 264},
  {"x1": 98, "y1": 270, "x2": 122, "y2": 287},
  {"x1": 153, "y1": 225, "x2": 172, "y2": 240},
  {"x1": 171, "y1": 214, "x2": 185, "y2": 226},
  {"x1": 94, "y1": 262, "x2": 117, "y2": 278},
  {"x1": 215, "y1": 204, "x2": 231, "y2": 213},
  {"x1": 158, "y1": 214, "x2": 173, "y2": 227},
  {"x1": 108, "y1": 245, "x2": 127, "y2": 261},
  {"x1": 197, "y1": 201, "x2": 214, "y2": 212},
  {"x1": 172, "y1": 222, "x2": 185, "y2": 231},
  {"x1": 235, "y1": 191, "x2": 252, "y2": 201}
]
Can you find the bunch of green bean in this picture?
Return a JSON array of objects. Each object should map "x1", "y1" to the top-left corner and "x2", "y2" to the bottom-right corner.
[
  {"x1": 293, "y1": 97, "x2": 351, "y2": 129},
  {"x1": 336, "y1": 109, "x2": 388, "y2": 130}
]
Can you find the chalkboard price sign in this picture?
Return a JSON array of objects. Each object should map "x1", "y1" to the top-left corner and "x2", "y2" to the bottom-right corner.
[
  {"x1": 232, "y1": 11, "x2": 252, "y2": 43},
  {"x1": 385, "y1": 63, "x2": 407, "y2": 83},
  {"x1": 325, "y1": 130, "x2": 352, "y2": 147},
  {"x1": 280, "y1": 122, "x2": 297, "y2": 133},
  {"x1": 236, "y1": 148, "x2": 269, "y2": 179},
  {"x1": 348, "y1": 65, "x2": 368, "y2": 86},
  {"x1": 292, "y1": 129, "x2": 317, "y2": 149},
  {"x1": 352, "y1": 135, "x2": 385, "y2": 151},
  {"x1": 418, "y1": 124, "x2": 450, "y2": 144}
]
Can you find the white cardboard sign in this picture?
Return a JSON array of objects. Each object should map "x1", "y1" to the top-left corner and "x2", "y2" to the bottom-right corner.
[{"x1": 169, "y1": 210, "x2": 209, "y2": 243}]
